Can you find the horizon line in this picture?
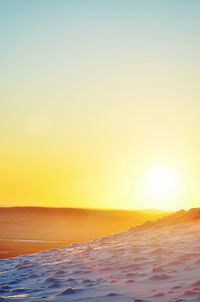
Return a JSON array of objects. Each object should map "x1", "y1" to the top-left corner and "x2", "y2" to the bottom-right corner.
[{"x1": 0, "y1": 205, "x2": 178, "y2": 212}]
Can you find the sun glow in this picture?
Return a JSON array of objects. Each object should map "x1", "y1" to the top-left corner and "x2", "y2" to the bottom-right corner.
[
  {"x1": 137, "y1": 166, "x2": 182, "y2": 210},
  {"x1": 145, "y1": 167, "x2": 178, "y2": 196}
]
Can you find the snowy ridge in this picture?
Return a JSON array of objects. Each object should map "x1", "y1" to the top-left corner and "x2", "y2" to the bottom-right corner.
[{"x1": 0, "y1": 208, "x2": 200, "y2": 301}]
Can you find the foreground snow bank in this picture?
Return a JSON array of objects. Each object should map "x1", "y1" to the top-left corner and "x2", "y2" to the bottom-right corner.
[{"x1": 0, "y1": 209, "x2": 200, "y2": 301}]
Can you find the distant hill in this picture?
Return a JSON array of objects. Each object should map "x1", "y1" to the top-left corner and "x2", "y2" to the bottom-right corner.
[
  {"x1": 0, "y1": 206, "x2": 170, "y2": 258},
  {"x1": 0, "y1": 206, "x2": 171, "y2": 240}
]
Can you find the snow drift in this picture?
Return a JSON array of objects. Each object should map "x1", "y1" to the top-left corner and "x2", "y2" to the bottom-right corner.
[{"x1": 0, "y1": 208, "x2": 200, "y2": 301}]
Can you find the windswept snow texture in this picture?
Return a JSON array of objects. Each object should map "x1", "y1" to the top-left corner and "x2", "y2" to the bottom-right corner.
[{"x1": 1, "y1": 209, "x2": 200, "y2": 301}]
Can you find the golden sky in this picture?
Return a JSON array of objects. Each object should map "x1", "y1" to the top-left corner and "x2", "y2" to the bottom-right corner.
[{"x1": 1, "y1": 1, "x2": 200, "y2": 210}]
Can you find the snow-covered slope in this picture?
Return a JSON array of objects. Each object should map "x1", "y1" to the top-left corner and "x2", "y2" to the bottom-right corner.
[{"x1": 0, "y1": 209, "x2": 200, "y2": 301}]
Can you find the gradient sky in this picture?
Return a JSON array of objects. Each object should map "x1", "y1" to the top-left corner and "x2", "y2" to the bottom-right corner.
[{"x1": 1, "y1": 0, "x2": 200, "y2": 210}]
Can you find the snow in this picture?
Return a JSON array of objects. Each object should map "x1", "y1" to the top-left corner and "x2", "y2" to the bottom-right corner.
[{"x1": 0, "y1": 209, "x2": 200, "y2": 301}]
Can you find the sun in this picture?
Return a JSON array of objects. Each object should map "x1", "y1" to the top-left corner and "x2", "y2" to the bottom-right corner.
[
  {"x1": 145, "y1": 167, "x2": 177, "y2": 196},
  {"x1": 139, "y1": 166, "x2": 182, "y2": 210}
]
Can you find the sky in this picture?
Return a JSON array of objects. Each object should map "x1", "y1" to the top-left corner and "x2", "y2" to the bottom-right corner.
[{"x1": 1, "y1": 0, "x2": 200, "y2": 210}]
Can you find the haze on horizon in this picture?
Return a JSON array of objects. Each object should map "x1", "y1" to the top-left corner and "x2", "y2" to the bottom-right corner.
[{"x1": 1, "y1": 0, "x2": 200, "y2": 211}]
